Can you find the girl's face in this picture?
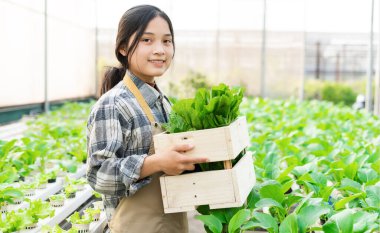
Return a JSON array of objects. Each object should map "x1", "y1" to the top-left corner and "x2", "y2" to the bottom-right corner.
[{"x1": 125, "y1": 16, "x2": 174, "y2": 84}]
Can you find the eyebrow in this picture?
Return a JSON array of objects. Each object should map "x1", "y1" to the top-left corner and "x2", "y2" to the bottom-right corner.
[{"x1": 143, "y1": 32, "x2": 172, "y2": 37}]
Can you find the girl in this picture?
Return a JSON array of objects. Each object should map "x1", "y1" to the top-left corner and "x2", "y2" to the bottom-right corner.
[{"x1": 86, "y1": 5, "x2": 208, "y2": 233}]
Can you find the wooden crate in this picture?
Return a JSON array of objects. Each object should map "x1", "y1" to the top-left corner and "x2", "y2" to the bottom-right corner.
[
  {"x1": 153, "y1": 116, "x2": 250, "y2": 162},
  {"x1": 159, "y1": 152, "x2": 256, "y2": 213}
]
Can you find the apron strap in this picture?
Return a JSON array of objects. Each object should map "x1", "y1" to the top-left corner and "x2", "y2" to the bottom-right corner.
[{"x1": 123, "y1": 73, "x2": 156, "y2": 125}]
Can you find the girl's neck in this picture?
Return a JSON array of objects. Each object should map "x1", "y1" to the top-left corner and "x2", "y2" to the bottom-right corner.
[
  {"x1": 128, "y1": 69, "x2": 156, "y2": 86},
  {"x1": 145, "y1": 81, "x2": 156, "y2": 87}
]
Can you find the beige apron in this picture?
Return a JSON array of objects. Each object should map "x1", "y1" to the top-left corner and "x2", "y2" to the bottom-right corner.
[{"x1": 109, "y1": 75, "x2": 188, "y2": 233}]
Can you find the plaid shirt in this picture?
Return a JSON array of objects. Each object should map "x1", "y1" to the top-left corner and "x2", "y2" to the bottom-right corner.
[{"x1": 86, "y1": 72, "x2": 171, "y2": 220}]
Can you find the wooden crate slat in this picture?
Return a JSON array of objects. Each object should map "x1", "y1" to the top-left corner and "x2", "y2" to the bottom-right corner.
[
  {"x1": 154, "y1": 127, "x2": 229, "y2": 162},
  {"x1": 162, "y1": 169, "x2": 235, "y2": 208},
  {"x1": 233, "y1": 151, "x2": 255, "y2": 205},
  {"x1": 160, "y1": 153, "x2": 255, "y2": 213},
  {"x1": 224, "y1": 123, "x2": 234, "y2": 160},
  {"x1": 230, "y1": 116, "x2": 250, "y2": 158},
  {"x1": 223, "y1": 160, "x2": 232, "y2": 169},
  {"x1": 209, "y1": 152, "x2": 255, "y2": 209},
  {"x1": 160, "y1": 175, "x2": 169, "y2": 209},
  {"x1": 162, "y1": 206, "x2": 196, "y2": 214},
  {"x1": 154, "y1": 117, "x2": 249, "y2": 162},
  {"x1": 208, "y1": 201, "x2": 243, "y2": 209}
]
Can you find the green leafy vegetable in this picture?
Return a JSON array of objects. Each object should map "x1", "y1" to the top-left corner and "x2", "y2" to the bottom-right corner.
[{"x1": 164, "y1": 83, "x2": 244, "y2": 133}]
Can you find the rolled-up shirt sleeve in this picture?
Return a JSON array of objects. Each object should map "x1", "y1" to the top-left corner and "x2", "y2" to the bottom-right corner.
[{"x1": 86, "y1": 103, "x2": 151, "y2": 197}]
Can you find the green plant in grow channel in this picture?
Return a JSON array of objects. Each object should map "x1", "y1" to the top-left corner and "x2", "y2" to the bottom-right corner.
[
  {"x1": 64, "y1": 184, "x2": 77, "y2": 198},
  {"x1": 68, "y1": 211, "x2": 93, "y2": 224}
]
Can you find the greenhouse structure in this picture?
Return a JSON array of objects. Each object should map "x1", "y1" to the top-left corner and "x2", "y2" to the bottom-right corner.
[{"x1": 0, "y1": 0, "x2": 379, "y2": 233}]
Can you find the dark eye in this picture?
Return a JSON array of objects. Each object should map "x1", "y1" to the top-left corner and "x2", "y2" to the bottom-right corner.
[
  {"x1": 164, "y1": 39, "x2": 172, "y2": 44},
  {"x1": 141, "y1": 38, "x2": 151, "y2": 43}
]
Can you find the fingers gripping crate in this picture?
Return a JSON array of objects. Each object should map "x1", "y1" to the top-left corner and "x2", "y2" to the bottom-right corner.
[{"x1": 153, "y1": 116, "x2": 256, "y2": 213}]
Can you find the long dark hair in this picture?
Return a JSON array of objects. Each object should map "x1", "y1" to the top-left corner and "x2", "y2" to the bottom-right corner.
[{"x1": 100, "y1": 5, "x2": 175, "y2": 96}]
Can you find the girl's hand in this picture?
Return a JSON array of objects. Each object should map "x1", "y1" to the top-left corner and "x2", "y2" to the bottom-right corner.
[{"x1": 156, "y1": 144, "x2": 209, "y2": 175}]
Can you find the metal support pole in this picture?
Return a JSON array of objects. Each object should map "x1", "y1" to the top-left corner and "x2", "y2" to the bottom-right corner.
[
  {"x1": 215, "y1": 0, "x2": 220, "y2": 81},
  {"x1": 366, "y1": 0, "x2": 375, "y2": 112},
  {"x1": 260, "y1": 0, "x2": 267, "y2": 98},
  {"x1": 316, "y1": 42, "x2": 321, "y2": 80},
  {"x1": 300, "y1": 30, "x2": 306, "y2": 101},
  {"x1": 44, "y1": 0, "x2": 49, "y2": 112},
  {"x1": 300, "y1": 1, "x2": 306, "y2": 101},
  {"x1": 335, "y1": 53, "x2": 340, "y2": 82},
  {"x1": 375, "y1": 0, "x2": 380, "y2": 115},
  {"x1": 95, "y1": 0, "x2": 99, "y2": 97},
  {"x1": 300, "y1": 0, "x2": 307, "y2": 101}
]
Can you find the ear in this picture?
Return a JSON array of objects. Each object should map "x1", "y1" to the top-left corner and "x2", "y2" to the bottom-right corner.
[{"x1": 119, "y1": 46, "x2": 127, "y2": 56}]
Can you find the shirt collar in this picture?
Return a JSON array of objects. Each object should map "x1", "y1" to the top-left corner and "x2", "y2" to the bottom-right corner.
[{"x1": 125, "y1": 70, "x2": 163, "y2": 108}]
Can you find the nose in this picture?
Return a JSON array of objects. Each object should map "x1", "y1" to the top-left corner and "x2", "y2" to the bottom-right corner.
[{"x1": 153, "y1": 42, "x2": 165, "y2": 55}]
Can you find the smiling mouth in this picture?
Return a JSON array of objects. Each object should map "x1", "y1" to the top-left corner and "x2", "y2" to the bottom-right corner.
[{"x1": 148, "y1": 59, "x2": 166, "y2": 64}]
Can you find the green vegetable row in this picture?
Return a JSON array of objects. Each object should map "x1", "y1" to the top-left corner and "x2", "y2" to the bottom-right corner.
[{"x1": 196, "y1": 97, "x2": 380, "y2": 233}]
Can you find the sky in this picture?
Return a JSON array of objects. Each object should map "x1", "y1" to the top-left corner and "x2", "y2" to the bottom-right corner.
[{"x1": 96, "y1": 0, "x2": 379, "y2": 33}]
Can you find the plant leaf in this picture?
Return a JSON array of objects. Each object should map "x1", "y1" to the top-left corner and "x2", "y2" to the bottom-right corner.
[
  {"x1": 252, "y1": 212, "x2": 279, "y2": 233},
  {"x1": 297, "y1": 205, "x2": 330, "y2": 233},
  {"x1": 334, "y1": 192, "x2": 363, "y2": 210},
  {"x1": 322, "y1": 209, "x2": 354, "y2": 233},
  {"x1": 228, "y1": 209, "x2": 251, "y2": 233},
  {"x1": 279, "y1": 213, "x2": 298, "y2": 233},
  {"x1": 259, "y1": 181, "x2": 285, "y2": 203},
  {"x1": 195, "y1": 215, "x2": 223, "y2": 233}
]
